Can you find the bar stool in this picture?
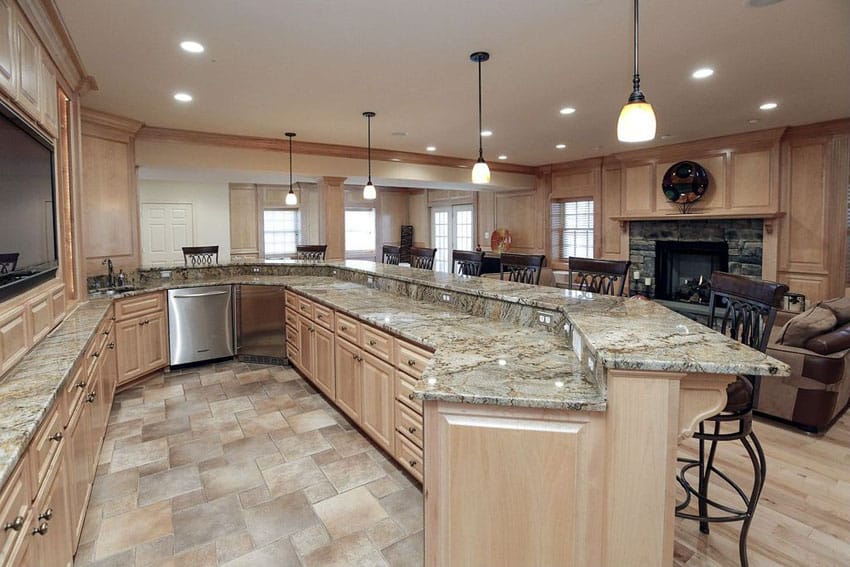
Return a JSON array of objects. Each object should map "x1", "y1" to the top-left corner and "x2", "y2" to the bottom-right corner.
[
  {"x1": 295, "y1": 244, "x2": 327, "y2": 260},
  {"x1": 499, "y1": 253, "x2": 546, "y2": 285},
  {"x1": 452, "y1": 250, "x2": 485, "y2": 276},
  {"x1": 382, "y1": 245, "x2": 400, "y2": 265},
  {"x1": 676, "y1": 271, "x2": 788, "y2": 567},
  {"x1": 182, "y1": 246, "x2": 219, "y2": 266},
  {"x1": 409, "y1": 247, "x2": 437, "y2": 270},
  {"x1": 566, "y1": 256, "x2": 631, "y2": 296},
  {"x1": 0, "y1": 252, "x2": 19, "y2": 274}
]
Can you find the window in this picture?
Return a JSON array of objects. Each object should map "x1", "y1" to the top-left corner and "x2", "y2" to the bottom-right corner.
[
  {"x1": 264, "y1": 209, "x2": 300, "y2": 257},
  {"x1": 345, "y1": 208, "x2": 376, "y2": 255},
  {"x1": 551, "y1": 199, "x2": 594, "y2": 261}
]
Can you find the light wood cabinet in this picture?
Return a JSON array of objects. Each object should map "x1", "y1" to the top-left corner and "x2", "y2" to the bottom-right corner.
[
  {"x1": 26, "y1": 443, "x2": 72, "y2": 567},
  {"x1": 65, "y1": 377, "x2": 93, "y2": 545},
  {"x1": 13, "y1": 13, "x2": 39, "y2": 121},
  {"x1": 0, "y1": 305, "x2": 28, "y2": 376},
  {"x1": 334, "y1": 337, "x2": 361, "y2": 422},
  {"x1": 296, "y1": 315, "x2": 315, "y2": 381},
  {"x1": 114, "y1": 293, "x2": 168, "y2": 386},
  {"x1": 26, "y1": 292, "x2": 52, "y2": 346},
  {"x1": 313, "y1": 325, "x2": 335, "y2": 399},
  {"x1": 0, "y1": 0, "x2": 15, "y2": 101},
  {"x1": 0, "y1": 454, "x2": 31, "y2": 565},
  {"x1": 360, "y1": 352, "x2": 394, "y2": 453},
  {"x1": 38, "y1": 59, "x2": 57, "y2": 136}
]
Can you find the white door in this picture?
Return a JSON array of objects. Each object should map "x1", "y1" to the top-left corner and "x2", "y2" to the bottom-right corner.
[
  {"x1": 141, "y1": 203, "x2": 193, "y2": 266},
  {"x1": 431, "y1": 204, "x2": 474, "y2": 273}
]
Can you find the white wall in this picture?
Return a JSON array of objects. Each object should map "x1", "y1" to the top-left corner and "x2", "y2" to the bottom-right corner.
[{"x1": 138, "y1": 179, "x2": 231, "y2": 264}]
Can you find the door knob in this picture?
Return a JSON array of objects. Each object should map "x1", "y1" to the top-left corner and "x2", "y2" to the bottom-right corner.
[
  {"x1": 38, "y1": 508, "x2": 53, "y2": 521},
  {"x1": 32, "y1": 523, "x2": 48, "y2": 536},
  {"x1": 3, "y1": 516, "x2": 24, "y2": 532}
]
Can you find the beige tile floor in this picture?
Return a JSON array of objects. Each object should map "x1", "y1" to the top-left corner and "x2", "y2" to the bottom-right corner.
[{"x1": 74, "y1": 361, "x2": 423, "y2": 567}]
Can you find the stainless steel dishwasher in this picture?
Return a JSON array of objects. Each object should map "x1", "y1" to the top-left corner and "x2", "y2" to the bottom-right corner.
[{"x1": 167, "y1": 285, "x2": 234, "y2": 366}]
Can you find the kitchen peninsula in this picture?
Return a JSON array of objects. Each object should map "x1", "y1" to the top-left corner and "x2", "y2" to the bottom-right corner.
[{"x1": 0, "y1": 260, "x2": 786, "y2": 566}]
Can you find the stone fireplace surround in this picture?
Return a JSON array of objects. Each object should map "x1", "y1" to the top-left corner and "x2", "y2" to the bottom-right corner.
[{"x1": 629, "y1": 219, "x2": 764, "y2": 295}]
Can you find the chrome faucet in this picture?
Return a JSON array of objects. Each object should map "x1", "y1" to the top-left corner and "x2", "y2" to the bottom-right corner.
[{"x1": 102, "y1": 258, "x2": 114, "y2": 288}]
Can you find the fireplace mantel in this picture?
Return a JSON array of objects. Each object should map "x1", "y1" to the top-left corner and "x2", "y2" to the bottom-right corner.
[{"x1": 612, "y1": 211, "x2": 785, "y2": 233}]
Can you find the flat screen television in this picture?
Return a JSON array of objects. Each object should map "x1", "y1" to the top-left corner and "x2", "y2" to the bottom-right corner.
[{"x1": 0, "y1": 101, "x2": 58, "y2": 302}]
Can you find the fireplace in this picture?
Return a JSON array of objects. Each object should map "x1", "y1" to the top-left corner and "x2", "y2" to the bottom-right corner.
[{"x1": 655, "y1": 241, "x2": 729, "y2": 302}]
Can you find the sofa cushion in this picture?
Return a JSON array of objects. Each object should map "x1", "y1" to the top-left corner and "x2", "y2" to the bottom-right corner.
[
  {"x1": 777, "y1": 306, "x2": 837, "y2": 347},
  {"x1": 804, "y1": 323, "x2": 850, "y2": 355},
  {"x1": 820, "y1": 296, "x2": 850, "y2": 325}
]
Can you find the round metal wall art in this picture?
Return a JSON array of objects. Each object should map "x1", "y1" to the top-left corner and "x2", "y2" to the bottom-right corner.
[{"x1": 662, "y1": 160, "x2": 709, "y2": 213}]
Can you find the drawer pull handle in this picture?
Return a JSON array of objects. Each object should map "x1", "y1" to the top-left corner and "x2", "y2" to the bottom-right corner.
[
  {"x1": 408, "y1": 460, "x2": 418, "y2": 468},
  {"x1": 87, "y1": 393, "x2": 97, "y2": 403},
  {"x1": 408, "y1": 393, "x2": 415, "y2": 400},
  {"x1": 318, "y1": 314, "x2": 326, "y2": 319},
  {"x1": 340, "y1": 324, "x2": 348, "y2": 331},
  {"x1": 32, "y1": 523, "x2": 48, "y2": 536},
  {"x1": 300, "y1": 305, "x2": 308, "y2": 311},
  {"x1": 38, "y1": 508, "x2": 53, "y2": 521},
  {"x1": 91, "y1": 352, "x2": 99, "y2": 358},
  {"x1": 49, "y1": 432, "x2": 63, "y2": 442},
  {"x1": 102, "y1": 330, "x2": 110, "y2": 336},
  {"x1": 408, "y1": 426, "x2": 417, "y2": 434},
  {"x1": 368, "y1": 339, "x2": 377, "y2": 346},
  {"x1": 4, "y1": 516, "x2": 24, "y2": 532},
  {"x1": 76, "y1": 381, "x2": 86, "y2": 389},
  {"x1": 407, "y1": 359, "x2": 416, "y2": 366},
  {"x1": 107, "y1": 342, "x2": 115, "y2": 350},
  {"x1": 138, "y1": 320, "x2": 145, "y2": 326},
  {"x1": 353, "y1": 354, "x2": 363, "y2": 362}
]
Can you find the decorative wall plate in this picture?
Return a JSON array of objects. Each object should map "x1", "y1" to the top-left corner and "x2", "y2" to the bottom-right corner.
[
  {"x1": 662, "y1": 160, "x2": 709, "y2": 213},
  {"x1": 491, "y1": 228, "x2": 512, "y2": 252}
]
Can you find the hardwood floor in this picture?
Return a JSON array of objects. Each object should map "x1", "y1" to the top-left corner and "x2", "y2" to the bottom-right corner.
[
  {"x1": 76, "y1": 361, "x2": 850, "y2": 566},
  {"x1": 674, "y1": 412, "x2": 850, "y2": 566}
]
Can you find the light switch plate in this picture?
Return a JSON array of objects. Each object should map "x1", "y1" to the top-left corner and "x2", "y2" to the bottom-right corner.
[{"x1": 160, "y1": 270, "x2": 171, "y2": 279}]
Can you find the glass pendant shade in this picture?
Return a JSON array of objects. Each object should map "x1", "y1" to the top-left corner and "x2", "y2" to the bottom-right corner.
[
  {"x1": 285, "y1": 188, "x2": 297, "y2": 205},
  {"x1": 363, "y1": 181, "x2": 377, "y2": 200},
  {"x1": 617, "y1": 100, "x2": 656, "y2": 142},
  {"x1": 472, "y1": 158, "x2": 491, "y2": 184}
]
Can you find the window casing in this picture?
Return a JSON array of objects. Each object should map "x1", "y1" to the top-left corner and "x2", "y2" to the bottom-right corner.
[
  {"x1": 264, "y1": 209, "x2": 300, "y2": 257},
  {"x1": 551, "y1": 199, "x2": 594, "y2": 261}
]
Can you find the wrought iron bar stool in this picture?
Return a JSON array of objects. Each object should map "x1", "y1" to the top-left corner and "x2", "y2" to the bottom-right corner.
[
  {"x1": 565, "y1": 256, "x2": 631, "y2": 296},
  {"x1": 182, "y1": 245, "x2": 219, "y2": 266},
  {"x1": 499, "y1": 253, "x2": 546, "y2": 284},
  {"x1": 452, "y1": 250, "x2": 485, "y2": 276},
  {"x1": 409, "y1": 247, "x2": 438, "y2": 270},
  {"x1": 0, "y1": 252, "x2": 19, "y2": 274},
  {"x1": 676, "y1": 271, "x2": 788, "y2": 567},
  {"x1": 295, "y1": 244, "x2": 327, "y2": 260},
  {"x1": 382, "y1": 245, "x2": 400, "y2": 265}
]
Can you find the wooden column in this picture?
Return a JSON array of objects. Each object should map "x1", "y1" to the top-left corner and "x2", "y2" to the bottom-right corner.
[{"x1": 318, "y1": 176, "x2": 346, "y2": 260}]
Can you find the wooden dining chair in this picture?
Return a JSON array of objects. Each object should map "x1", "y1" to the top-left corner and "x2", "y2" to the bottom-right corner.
[
  {"x1": 566, "y1": 257, "x2": 631, "y2": 296},
  {"x1": 409, "y1": 247, "x2": 438, "y2": 270},
  {"x1": 382, "y1": 245, "x2": 401, "y2": 265},
  {"x1": 295, "y1": 244, "x2": 327, "y2": 261},
  {"x1": 182, "y1": 246, "x2": 219, "y2": 266},
  {"x1": 0, "y1": 253, "x2": 19, "y2": 274},
  {"x1": 499, "y1": 253, "x2": 546, "y2": 285},
  {"x1": 452, "y1": 250, "x2": 485, "y2": 276}
]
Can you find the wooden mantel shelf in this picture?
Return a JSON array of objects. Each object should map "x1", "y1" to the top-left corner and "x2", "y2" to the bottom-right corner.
[{"x1": 612, "y1": 212, "x2": 786, "y2": 233}]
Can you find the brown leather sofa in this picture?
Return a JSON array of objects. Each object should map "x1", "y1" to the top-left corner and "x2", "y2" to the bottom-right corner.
[{"x1": 758, "y1": 311, "x2": 850, "y2": 433}]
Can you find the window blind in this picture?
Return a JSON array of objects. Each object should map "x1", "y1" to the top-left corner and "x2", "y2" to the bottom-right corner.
[
  {"x1": 264, "y1": 209, "x2": 300, "y2": 256},
  {"x1": 551, "y1": 199, "x2": 594, "y2": 261}
]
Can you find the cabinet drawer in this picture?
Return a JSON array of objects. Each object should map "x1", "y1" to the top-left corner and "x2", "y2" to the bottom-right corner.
[
  {"x1": 395, "y1": 432, "x2": 424, "y2": 483},
  {"x1": 395, "y1": 340, "x2": 432, "y2": 379},
  {"x1": 395, "y1": 401, "x2": 423, "y2": 447},
  {"x1": 285, "y1": 323, "x2": 299, "y2": 347},
  {"x1": 284, "y1": 307, "x2": 299, "y2": 328},
  {"x1": 0, "y1": 454, "x2": 31, "y2": 563},
  {"x1": 115, "y1": 292, "x2": 163, "y2": 321},
  {"x1": 296, "y1": 296, "x2": 314, "y2": 320},
  {"x1": 361, "y1": 325, "x2": 392, "y2": 361},
  {"x1": 313, "y1": 303, "x2": 334, "y2": 330},
  {"x1": 284, "y1": 290, "x2": 299, "y2": 310},
  {"x1": 395, "y1": 370, "x2": 422, "y2": 414},
  {"x1": 336, "y1": 313, "x2": 360, "y2": 345},
  {"x1": 29, "y1": 402, "x2": 65, "y2": 491},
  {"x1": 63, "y1": 362, "x2": 86, "y2": 427},
  {"x1": 286, "y1": 341, "x2": 300, "y2": 367}
]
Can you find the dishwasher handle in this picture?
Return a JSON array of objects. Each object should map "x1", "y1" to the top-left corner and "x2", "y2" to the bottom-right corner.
[{"x1": 171, "y1": 290, "x2": 231, "y2": 298}]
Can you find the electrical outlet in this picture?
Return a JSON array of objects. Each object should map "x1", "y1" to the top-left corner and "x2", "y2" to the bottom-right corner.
[
  {"x1": 536, "y1": 310, "x2": 554, "y2": 325},
  {"x1": 484, "y1": 231, "x2": 490, "y2": 239},
  {"x1": 252, "y1": 267, "x2": 261, "y2": 273},
  {"x1": 588, "y1": 355, "x2": 596, "y2": 372},
  {"x1": 367, "y1": 276, "x2": 374, "y2": 286},
  {"x1": 160, "y1": 270, "x2": 171, "y2": 279},
  {"x1": 440, "y1": 293, "x2": 452, "y2": 303}
]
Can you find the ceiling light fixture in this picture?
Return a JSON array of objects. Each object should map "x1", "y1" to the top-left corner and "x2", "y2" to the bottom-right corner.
[
  {"x1": 173, "y1": 92, "x2": 193, "y2": 102},
  {"x1": 617, "y1": 0, "x2": 656, "y2": 143},
  {"x1": 363, "y1": 112, "x2": 377, "y2": 200},
  {"x1": 759, "y1": 102, "x2": 778, "y2": 110},
  {"x1": 470, "y1": 51, "x2": 491, "y2": 184},
  {"x1": 285, "y1": 132, "x2": 297, "y2": 206},
  {"x1": 555, "y1": 144, "x2": 566, "y2": 150},
  {"x1": 559, "y1": 107, "x2": 576, "y2": 115},
  {"x1": 498, "y1": 155, "x2": 508, "y2": 160},
  {"x1": 692, "y1": 68, "x2": 714, "y2": 79},
  {"x1": 480, "y1": 130, "x2": 493, "y2": 137},
  {"x1": 179, "y1": 41, "x2": 205, "y2": 53},
  {"x1": 426, "y1": 146, "x2": 437, "y2": 152}
]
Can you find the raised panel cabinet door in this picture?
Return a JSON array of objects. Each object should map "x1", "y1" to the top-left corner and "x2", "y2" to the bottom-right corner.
[
  {"x1": 297, "y1": 315, "x2": 315, "y2": 380},
  {"x1": 115, "y1": 317, "x2": 143, "y2": 385},
  {"x1": 65, "y1": 394, "x2": 93, "y2": 545},
  {"x1": 0, "y1": 454, "x2": 30, "y2": 565},
  {"x1": 360, "y1": 352, "x2": 394, "y2": 452},
  {"x1": 39, "y1": 58, "x2": 58, "y2": 136},
  {"x1": 0, "y1": 305, "x2": 29, "y2": 375},
  {"x1": 0, "y1": 0, "x2": 14, "y2": 96},
  {"x1": 13, "y1": 14, "x2": 39, "y2": 119},
  {"x1": 333, "y1": 338, "x2": 361, "y2": 422},
  {"x1": 27, "y1": 292, "x2": 53, "y2": 345},
  {"x1": 313, "y1": 325, "x2": 335, "y2": 399},
  {"x1": 30, "y1": 447, "x2": 73, "y2": 567},
  {"x1": 141, "y1": 311, "x2": 168, "y2": 375}
]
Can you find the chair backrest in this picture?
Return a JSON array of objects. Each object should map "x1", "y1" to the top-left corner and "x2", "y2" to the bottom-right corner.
[
  {"x1": 382, "y1": 245, "x2": 401, "y2": 265},
  {"x1": 500, "y1": 253, "x2": 546, "y2": 285},
  {"x1": 182, "y1": 245, "x2": 219, "y2": 267},
  {"x1": 567, "y1": 257, "x2": 631, "y2": 296},
  {"x1": 0, "y1": 253, "x2": 19, "y2": 274},
  {"x1": 707, "y1": 271, "x2": 789, "y2": 406},
  {"x1": 296, "y1": 244, "x2": 327, "y2": 261},
  {"x1": 452, "y1": 250, "x2": 485, "y2": 276},
  {"x1": 409, "y1": 247, "x2": 437, "y2": 270}
]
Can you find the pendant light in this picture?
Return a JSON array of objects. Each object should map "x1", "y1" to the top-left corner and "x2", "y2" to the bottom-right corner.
[
  {"x1": 617, "y1": 0, "x2": 656, "y2": 143},
  {"x1": 362, "y1": 111, "x2": 377, "y2": 200},
  {"x1": 470, "y1": 51, "x2": 491, "y2": 184},
  {"x1": 285, "y1": 132, "x2": 297, "y2": 205}
]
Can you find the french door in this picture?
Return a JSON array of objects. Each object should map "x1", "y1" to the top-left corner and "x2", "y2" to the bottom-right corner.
[{"x1": 431, "y1": 204, "x2": 474, "y2": 273}]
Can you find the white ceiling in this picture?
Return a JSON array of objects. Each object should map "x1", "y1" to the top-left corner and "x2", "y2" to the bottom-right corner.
[{"x1": 57, "y1": 0, "x2": 850, "y2": 166}]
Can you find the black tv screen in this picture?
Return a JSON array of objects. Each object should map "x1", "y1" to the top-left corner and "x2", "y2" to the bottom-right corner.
[{"x1": 0, "y1": 101, "x2": 58, "y2": 301}]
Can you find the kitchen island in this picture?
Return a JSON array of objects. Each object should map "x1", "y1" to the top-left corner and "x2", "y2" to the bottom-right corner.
[{"x1": 0, "y1": 260, "x2": 786, "y2": 566}]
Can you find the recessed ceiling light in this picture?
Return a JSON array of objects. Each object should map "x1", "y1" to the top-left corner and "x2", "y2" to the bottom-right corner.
[
  {"x1": 498, "y1": 155, "x2": 508, "y2": 160},
  {"x1": 748, "y1": 0, "x2": 783, "y2": 7},
  {"x1": 390, "y1": 158, "x2": 402, "y2": 162},
  {"x1": 759, "y1": 102, "x2": 778, "y2": 110},
  {"x1": 692, "y1": 68, "x2": 714, "y2": 79},
  {"x1": 749, "y1": 118, "x2": 760, "y2": 124},
  {"x1": 173, "y1": 92, "x2": 193, "y2": 102},
  {"x1": 559, "y1": 107, "x2": 576, "y2": 115},
  {"x1": 661, "y1": 134, "x2": 673, "y2": 140},
  {"x1": 481, "y1": 130, "x2": 493, "y2": 137},
  {"x1": 180, "y1": 41, "x2": 205, "y2": 53},
  {"x1": 555, "y1": 143, "x2": 566, "y2": 150},
  {"x1": 425, "y1": 146, "x2": 436, "y2": 152},
  {"x1": 391, "y1": 131, "x2": 407, "y2": 137}
]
